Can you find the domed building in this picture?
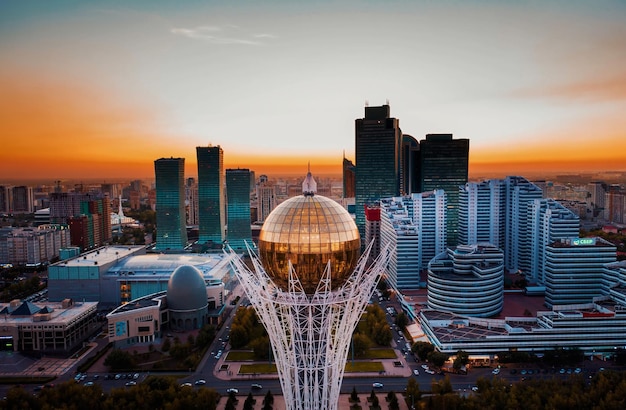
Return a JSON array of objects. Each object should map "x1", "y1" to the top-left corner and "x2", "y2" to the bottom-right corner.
[
  {"x1": 167, "y1": 265, "x2": 209, "y2": 331},
  {"x1": 230, "y1": 171, "x2": 391, "y2": 410},
  {"x1": 258, "y1": 174, "x2": 360, "y2": 294}
]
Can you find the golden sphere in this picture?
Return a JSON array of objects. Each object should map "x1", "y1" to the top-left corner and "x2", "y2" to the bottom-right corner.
[{"x1": 258, "y1": 194, "x2": 360, "y2": 294}]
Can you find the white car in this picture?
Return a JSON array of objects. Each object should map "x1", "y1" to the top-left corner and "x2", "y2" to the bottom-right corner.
[
  {"x1": 372, "y1": 382, "x2": 383, "y2": 388},
  {"x1": 425, "y1": 369, "x2": 435, "y2": 374},
  {"x1": 194, "y1": 379, "x2": 206, "y2": 386},
  {"x1": 492, "y1": 368, "x2": 500, "y2": 375},
  {"x1": 421, "y1": 364, "x2": 429, "y2": 370},
  {"x1": 413, "y1": 369, "x2": 420, "y2": 376},
  {"x1": 226, "y1": 388, "x2": 239, "y2": 394}
]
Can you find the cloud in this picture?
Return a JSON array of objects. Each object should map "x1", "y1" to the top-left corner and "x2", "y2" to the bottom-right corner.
[
  {"x1": 171, "y1": 25, "x2": 274, "y2": 45},
  {"x1": 511, "y1": 74, "x2": 626, "y2": 102}
]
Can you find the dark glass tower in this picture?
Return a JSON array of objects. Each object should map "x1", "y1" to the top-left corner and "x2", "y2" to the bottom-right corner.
[
  {"x1": 355, "y1": 104, "x2": 402, "y2": 237},
  {"x1": 401, "y1": 134, "x2": 420, "y2": 195},
  {"x1": 226, "y1": 168, "x2": 252, "y2": 250},
  {"x1": 196, "y1": 145, "x2": 225, "y2": 246},
  {"x1": 418, "y1": 134, "x2": 469, "y2": 246},
  {"x1": 154, "y1": 157, "x2": 188, "y2": 251}
]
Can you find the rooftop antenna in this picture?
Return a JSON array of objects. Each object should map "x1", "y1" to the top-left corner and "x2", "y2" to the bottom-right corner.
[
  {"x1": 386, "y1": 98, "x2": 390, "y2": 105},
  {"x1": 365, "y1": 100, "x2": 369, "y2": 107}
]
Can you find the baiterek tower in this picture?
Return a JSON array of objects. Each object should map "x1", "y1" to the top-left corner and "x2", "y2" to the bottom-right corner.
[{"x1": 228, "y1": 171, "x2": 391, "y2": 410}]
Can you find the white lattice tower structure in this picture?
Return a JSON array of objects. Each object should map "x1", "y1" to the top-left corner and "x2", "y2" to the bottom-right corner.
[{"x1": 228, "y1": 241, "x2": 390, "y2": 410}]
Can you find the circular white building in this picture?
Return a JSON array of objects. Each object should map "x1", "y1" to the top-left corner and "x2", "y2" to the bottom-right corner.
[
  {"x1": 427, "y1": 244, "x2": 504, "y2": 317},
  {"x1": 229, "y1": 172, "x2": 390, "y2": 410}
]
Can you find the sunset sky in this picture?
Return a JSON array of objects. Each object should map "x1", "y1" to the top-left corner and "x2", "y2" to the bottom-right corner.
[{"x1": 1, "y1": 0, "x2": 626, "y2": 182}]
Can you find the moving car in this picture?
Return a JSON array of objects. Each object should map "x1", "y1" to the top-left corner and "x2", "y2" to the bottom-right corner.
[
  {"x1": 251, "y1": 384, "x2": 263, "y2": 390},
  {"x1": 226, "y1": 388, "x2": 239, "y2": 394},
  {"x1": 372, "y1": 383, "x2": 383, "y2": 388},
  {"x1": 194, "y1": 379, "x2": 206, "y2": 386},
  {"x1": 413, "y1": 369, "x2": 420, "y2": 376}
]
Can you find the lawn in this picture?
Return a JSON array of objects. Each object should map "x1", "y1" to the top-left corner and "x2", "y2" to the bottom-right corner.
[
  {"x1": 239, "y1": 363, "x2": 277, "y2": 374},
  {"x1": 344, "y1": 361, "x2": 385, "y2": 373},
  {"x1": 360, "y1": 348, "x2": 397, "y2": 360},
  {"x1": 225, "y1": 350, "x2": 255, "y2": 361}
]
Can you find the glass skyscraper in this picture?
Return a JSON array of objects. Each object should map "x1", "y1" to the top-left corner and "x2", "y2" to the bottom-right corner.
[
  {"x1": 226, "y1": 168, "x2": 252, "y2": 250},
  {"x1": 154, "y1": 158, "x2": 188, "y2": 251},
  {"x1": 196, "y1": 145, "x2": 225, "y2": 247},
  {"x1": 355, "y1": 104, "x2": 402, "y2": 238},
  {"x1": 418, "y1": 134, "x2": 469, "y2": 246}
]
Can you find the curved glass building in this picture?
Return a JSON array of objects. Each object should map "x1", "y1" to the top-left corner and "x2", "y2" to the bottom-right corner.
[{"x1": 427, "y1": 244, "x2": 504, "y2": 317}]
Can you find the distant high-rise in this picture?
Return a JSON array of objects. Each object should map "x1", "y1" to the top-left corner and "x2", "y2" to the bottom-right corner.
[
  {"x1": 196, "y1": 145, "x2": 225, "y2": 245},
  {"x1": 504, "y1": 176, "x2": 543, "y2": 274},
  {"x1": 11, "y1": 186, "x2": 34, "y2": 213},
  {"x1": 342, "y1": 155, "x2": 356, "y2": 199},
  {"x1": 587, "y1": 181, "x2": 606, "y2": 217},
  {"x1": 355, "y1": 104, "x2": 402, "y2": 237},
  {"x1": 378, "y1": 190, "x2": 446, "y2": 290},
  {"x1": 154, "y1": 158, "x2": 188, "y2": 251},
  {"x1": 226, "y1": 169, "x2": 252, "y2": 250},
  {"x1": 418, "y1": 134, "x2": 469, "y2": 246},
  {"x1": 256, "y1": 182, "x2": 276, "y2": 223},
  {"x1": 185, "y1": 177, "x2": 199, "y2": 226},
  {"x1": 49, "y1": 192, "x2": 111, "y2": 249},
  {"x1": 528, "y1": 198, "x2": 580, "y2": 285},
  {"x1": 401, "y1": 135, "x2": 420, "y2": 195},
  {"x1": 458, "y1": 179, "x2": 506, "y2": 248}
]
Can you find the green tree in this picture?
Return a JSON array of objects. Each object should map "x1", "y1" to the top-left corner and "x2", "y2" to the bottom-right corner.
[
  {"x1": 395, "y1": 312, "x2": 409, "y2": 330},
  {"x1": 351, "y1": 333, "x2": 371, "y2": 358},
  {"x1": 453, "y1": 350, "x2": 469, "y2": 371},
  {"x1": 104, "y1": 348, "x2": 136, "y2": 370},
  {"x1": 251, "y1": 335, "x2": 270, "y2": 360},
  {"x1": 412, "y1": 341, "x2": 434, "y2": 360},
  {"x1": 350, "y1": 386, "x2": 359, "y2": 403},
  {"x1": 405, "y1": 378, "x2": 421, "y2": 408},
  {"x1": 427, "y1": 351, "x2": 449, "y2": 368}
]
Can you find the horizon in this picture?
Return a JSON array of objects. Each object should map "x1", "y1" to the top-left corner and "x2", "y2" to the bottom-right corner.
[{"x1": 1, "y1": 1, "x2": 626, "y2": 181}]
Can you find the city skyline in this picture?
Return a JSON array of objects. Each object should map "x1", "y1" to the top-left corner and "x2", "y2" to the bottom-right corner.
[{"x1": 1, "y1": 1, "x2": 626, "y2": 181}]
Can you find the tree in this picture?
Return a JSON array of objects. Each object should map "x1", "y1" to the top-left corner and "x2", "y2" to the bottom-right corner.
[
  {"x1": 427, "y1": 351, "x2": 449, "y2": 368},
  {"x1": 161, "y1": 337, "x2": 171, "y2": 352},
  {"x1": 395, "y1": 312, "x2": 409, "y2": 330},
  {"x1": 104, "y1": 348, "x2": 136, "y2": 370},
  {"x1": 453, "y1": 350, "x2": 469, "y2": 371},
  {"x1": 412, "y1": 341, "x2": 434, "y2": 360},
  {"x1": 350, "y1": 386, "x2": 359, "y2": 403},
  {"x1": 405, "y1": 378, "x2": 421, "y2": 408},
  {"x1": 351, "y1": 333, "x2": 371, "y2": 358},
  {"x1": 243, "y1": 392, "x2": 255, "y2": 410}
]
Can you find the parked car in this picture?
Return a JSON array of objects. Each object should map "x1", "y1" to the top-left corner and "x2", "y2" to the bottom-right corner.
[
  {"x1": 194, "y1": 379, "x2": 206, "y2": 386},
  {"x1": 413, "y1": 369, "x2": 420, "y2": 376}
]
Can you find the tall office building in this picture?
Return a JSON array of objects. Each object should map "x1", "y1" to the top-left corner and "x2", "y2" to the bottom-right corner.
[
  {"x1": 196, "y1": 145, "x2": 225, "y2": 246},
  {"x1": 418, "y1": 134, "x2": 469, "y2": 246},
  {"x1": 226, "y1": 169, "x2": 252, "y2": 250},
  {"x1": 458, "y1": 179, "x2": 506, "y2": 248},
  {"x1": 544, "y1": 237, "x2": 616, "y2": 308},
  {"x1": 355, "y1": 104, "x2": 402, "y2": 238},
  {"x1": 256, "y1": 182, "x2": 276, "y2": 223},
  {"x1": 401, "y1": 135, "x2": 420, "y2": 195},
  {"x1": 504, "y1": 176, "x2": 543, "y2": 274},
  {"x1": 528, "y1": 199, "x2": 580, "y2": 285},
  {"x1": 11, "y1": 186, "x2": 34, "y2": 213},
  {"x1": 185, "y1": 177, "x2": 199, "y2": 226},
  {"x1": 154, "y1": 158, "x2": 188, "y2": 251},
  {"x1": 342, "y1": 155, "x2": 356, "y2": 199},
  {"x1": 587, "y1": 181, "x2": 606, "y2": 217},
  {"x1": 378, "y1": 190, "x2": 446, "y2": 290}
]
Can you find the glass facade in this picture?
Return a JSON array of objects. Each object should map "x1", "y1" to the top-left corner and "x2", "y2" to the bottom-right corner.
[
  {"x1": 225, "y1": 169, "x2": 252, "y2": 250},
  {"x1": 419, "y1": 134, "x2": 469, "y2": 247},
  {"x1": 196, "y1": 146, "x2": 225, "y2": 245},
  {"x1": 355, "y1": 105, "x2": 402, "y2": 239},
  {"x1": 154, "y1": 158, "x2": 188, "y2": 251},
  {"x1": 258, "y1": 194, "x2": 360, "y2": 294}
]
